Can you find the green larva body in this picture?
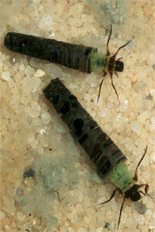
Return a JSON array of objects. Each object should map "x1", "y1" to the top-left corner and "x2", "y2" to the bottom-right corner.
[{"x1": 108, "y1": 162, "x2": 135, "y2": 193}]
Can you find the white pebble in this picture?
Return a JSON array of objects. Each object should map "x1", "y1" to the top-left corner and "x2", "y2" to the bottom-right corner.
[
  {"x1": 12, "y1": 57, "x2": 16, "y2": 63},
  {"x1": 151, "y1": 152, "x2": 155, "y2": 163},
  {"x1": 24, "y1": 66, "x2": 34, "y2": 77},
  {"x1": 72, "y1": 3, "x2": 84, "y2": 18},
  {"x1": 54, "y1": 3, "x2": 63, "y2": 17},
  {"x1": 125, "y1": 138, "x2": 134, "y2": 152},
  {"x1": 150, "y1": 89, "x2": 155, "y2": 96},
  {"x1": 68, "y1": 83, "x2": 78, "y2": 89},
  {"x1": 149, "y1": 121, "x2": 155, "y2": 131},
  {"x1": 120, "y1": 99, "x2": 128, "y2": 111},
  {"x1": 43, "y1": 63, "x2": 63, "y2": 76},
  {"x1": 77, "y1": 228, "x2": 87, "y2": 232},
  {"x1": 34, "y1": 69, "x2": 45, "y2": 78},
  {"x1": 38, "y1": 15, "x2": 53, "y2": 30},
  {"x1": 37, "y1": 145, "x2": 44, "y2": 155},
  {"x1": 68, "y1": 227, "x2": 75, "y2": 232},
  {"x1": 1, "y1": 71, "x2": 11, "y2": 81},
  {"x1": 91, "y1": 172, "x2": 102, "y2": 184},
  {"x1": 137, "y1": 111, "x2": 149, "y2": 123},
  {"x1": 27, "y1": 133, "x2": 35, "y2": 144},
  {"x1": 150, "y1": 117, "x2": 155, "y2": 126},
  {"x1": 41, "y1": 112, "x2": 51, "y2": 125},
  {"x1": 39, "y1": 128, "x2": 46, "y2": 135},
  {"x1": 130, "y1": 121, "x2": 142, "y2": 135},
  {"x1": 17, "y1": 212, "x2": 26, "y2": 221},
  {"x1": 25, "y1": 103, "x2": 41, "y2": 118},
  {"x1": 71, "y1": 27, "x2": 78, "y2": 37},
  {"x1": 96, "y1": 228, "x2": 104, "y2": 232},
  {"x1": 31, "y1": 139, "x2": 38, "y2": 149},
  {"x1": 22, "y1": 77, "x2": 41, "y2": 92},
  {"x1": 3, "y1": 196, "x2": 16, "y2": 214},
  {"x1": 19, "y1": 63, "x2": 25, "y2": 72},
  {"x1": 0, "y1": 59, "x2": 3, "y2": 68},
  {"x1": 0, "y1": 210, "x2": 5, "y2": 220}
]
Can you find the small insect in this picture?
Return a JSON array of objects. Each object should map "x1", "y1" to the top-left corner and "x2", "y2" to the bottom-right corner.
[
  {"x1": 23, "y1": 168, "x2": 35, "y2": 178},
  {"x1": 4, "y1": 27, "x2": 131, "y2": 101},
  {"x1": 43, "y1": 78, "x2": 149, "y2": 228}
]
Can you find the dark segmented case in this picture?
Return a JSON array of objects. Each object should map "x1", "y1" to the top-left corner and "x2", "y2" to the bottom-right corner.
[
  {"x1": 43, "y1": 78, "x2": 126, "y2": 177},
  {"x1": 4, "y1": 32, "x2": 97, "y2": 73}
]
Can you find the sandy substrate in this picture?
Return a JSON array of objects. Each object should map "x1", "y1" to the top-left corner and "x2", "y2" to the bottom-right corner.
[{"x1": 0, "y1": 1, "x2": 155, "y2": 232}]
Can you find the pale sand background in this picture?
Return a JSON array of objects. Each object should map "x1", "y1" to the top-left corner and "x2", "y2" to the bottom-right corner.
[{"x1": 0, "y1": 0, "x2": 155, "y2": 231}]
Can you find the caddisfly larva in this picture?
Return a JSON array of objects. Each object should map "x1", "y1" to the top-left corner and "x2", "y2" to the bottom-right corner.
[
  {"x1": 43, "y1": 78, "x2": 149, "y2": 228},
  {"x1": 4, "y1": 26, "x2": 131, "y2": 101}
]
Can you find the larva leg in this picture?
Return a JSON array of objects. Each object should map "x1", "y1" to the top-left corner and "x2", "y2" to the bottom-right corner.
[
  {"x1": 109, "y1": 72, "x2": 120, "y2": 101},
  {"x1": 106, "y1": 24, "x2": 112, "y2": 56},
  {"x1": 97, "y1": 78, "x2": 105, "y2": 103},
  {"x1": 133, "y1": 146, "x2": 148, "y2": 181},
  {"x1": 99, "y1": 188, "x2": 118, "y2": 205}
]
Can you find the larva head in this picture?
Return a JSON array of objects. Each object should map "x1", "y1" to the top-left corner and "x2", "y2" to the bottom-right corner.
[
  {"x1": 125, "y1": 184, "x2": 141, "y2": 201},
  {"x1": 108, "y1": 56, "x2": 124, "y2": 74},
  {"x1": 114, "y1": 60, "x2": 124, "y2": 72},
  {"x1": 107, "y1": 39, "x2": 131, "y2": 74}
]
